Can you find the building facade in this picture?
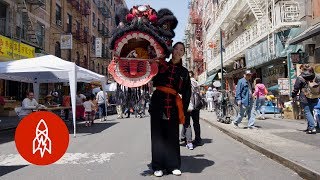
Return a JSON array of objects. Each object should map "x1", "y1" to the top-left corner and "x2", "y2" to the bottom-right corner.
[
  {"x1": 186, "y1": 0, "x2": 303, "y2": 92},
  {"x1": 0, "y1": 0, "x2": 126, "y2": 99}
]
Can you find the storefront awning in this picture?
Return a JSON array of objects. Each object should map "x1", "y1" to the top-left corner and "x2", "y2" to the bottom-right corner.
[
  {"x1": 289, "y1": 22, "x2": 320, "y2": 45},
  {"x1": 202, "y1": 73, "x2": 217, "y2": 86}
]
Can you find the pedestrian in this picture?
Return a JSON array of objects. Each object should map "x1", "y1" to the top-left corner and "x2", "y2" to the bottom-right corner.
[
  {"x1": 149, "y1": 42, "x2": 191, "y2": 177},
  {"x1": 76, "y1": 91, "x2": 86, "y2": 121},
  {"x1": 253, "y1": 78, "x2": 267, "y2": 119},
  {"x1": 19, "y1": 92, "x2": 41, "y2": 120},
  {"x1": 115, "y1": 85, "x2": 124, "y2": 119},
  {"x1": 291, "y1": 64, "x2": 319, "y2": 134},
  {"x1": 313, "y1": 98, "x2": 320, "y2": 129},
  {"x1": 206, "y1": 87, "x2": 214, "y2": 112},
  {"x1": 96, "y1": 87, "x2": 108, "y2": 121},
  {"x1": 232, "y1": 70, "x2": 256, "y2": 129},
  {"x1": 83, "y1": 96, "x2": 95, "y2": 126},
  {"x1": 212, "y1": 88, "x2": 220, "y2": 111},
  {"x1": 180, "y1": 71, "x2": 202, "y2": 150}
]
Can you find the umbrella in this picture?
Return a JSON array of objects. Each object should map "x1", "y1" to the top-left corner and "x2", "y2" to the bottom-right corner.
[{"x1": 268, "y1": 85, "x2": 279, "y2": 91}]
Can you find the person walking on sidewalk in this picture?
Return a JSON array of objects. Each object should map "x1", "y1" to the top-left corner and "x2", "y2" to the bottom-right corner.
[
  {"x1": 292, "y1": 64, "x2": 319, "y2": 134},
  {"x1": 232, "y1": 70, "x2": 256, "y2": 129},
  {"x1": 206, "y1": 87, "x2": 214, "y2": 112},
  {"x1": 180, "y1": 71, "x2": 202, "y2": 150},
  {"x1": 96, "y1": 87, "x2": 108, "y2": 121},
  {"x1": 149, "y1": 42, "x2": 191, "y2": 177},
  {"x1": 253, "y1": 78, "x2": 267, "y2": 120}
]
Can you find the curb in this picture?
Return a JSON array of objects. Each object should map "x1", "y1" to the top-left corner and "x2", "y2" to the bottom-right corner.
[{"x1": 201, "y1": 117, "x2": 320, "y2": 180}]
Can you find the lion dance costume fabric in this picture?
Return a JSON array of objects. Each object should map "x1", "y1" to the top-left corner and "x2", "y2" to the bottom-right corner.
[{"x1": 108, "y1": 5, "x2": 178, "y2": 87}]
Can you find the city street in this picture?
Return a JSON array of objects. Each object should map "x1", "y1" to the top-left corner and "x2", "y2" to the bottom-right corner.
[{"x1": 0, "y1": 114, "x2": 302, "y2": 179}]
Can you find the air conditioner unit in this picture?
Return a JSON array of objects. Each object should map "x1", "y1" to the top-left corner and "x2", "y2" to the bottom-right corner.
[{"x1": 57, "y1": 20, "x2": 62, "y2": 26}]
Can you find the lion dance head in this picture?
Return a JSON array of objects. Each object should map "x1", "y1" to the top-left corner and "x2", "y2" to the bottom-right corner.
[{"x1": 108, "y1": 5, "x2": 178, "y2": 87}]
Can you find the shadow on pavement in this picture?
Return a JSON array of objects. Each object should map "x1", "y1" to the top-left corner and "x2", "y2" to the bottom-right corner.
[
  {"x1": 69, "y1": 122, "x2": 118, "y2": 135},
  {"x1": 0, "y1": 165, "x2": 28, "y2": 177},
  {"x1": 140, "y1": 155, "x2": 215, "y2": 176},
  {"x1": 0, "y1": 129, "x2": 16, "y2": 145},
  {"x1": 181, "y1": 154, "x2": 215, "y2": 173}
]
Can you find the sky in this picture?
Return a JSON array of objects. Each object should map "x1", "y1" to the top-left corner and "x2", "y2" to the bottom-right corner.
[{"x1": 125, "y1": 0, "x2": 189, "y2": 44}]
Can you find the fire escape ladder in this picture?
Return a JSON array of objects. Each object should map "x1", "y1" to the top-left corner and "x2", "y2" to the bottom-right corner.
[
  {"x1": 246, "y1": 0, "x2": 265, "y2": 20},
  {"x1": 17, "y1": 0, "x2": 39, "y2": 47}
]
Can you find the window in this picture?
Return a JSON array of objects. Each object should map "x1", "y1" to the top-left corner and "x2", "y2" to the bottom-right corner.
[
  {"x1": 76, "y1": 51, "x2": 80, "y2": 65},
  {"x1": 0, "y1": 2, "x2": 7, "y2": 36},
  {"x1": 92, "y1": 61, "x2": 95, "y2": 71},
  {"x1": 55, "y1": 42, "x2": 61, "y2": 58},
  {"x1": 67, "y1": 13, "x2": 72, "y2": 33},
  {"x1": 92, "y1": 36, "x2": 95, "y2": 51},
  {"x1": 84, "y1": 55, "x2": 87, "y2": 68},
  {"x1": 98, "y1": 18, "x2": 100, "y2": 30},
  {"x1": 67, "y1": 50, "x2": 71, "y2": 61},
  {"x1": 55, "y1": 4, "x2": 62, "y2": 26},
  {"x1": 101, "y1": 66, "x2": 104, "y2": 75},
  {"x1": 97, "y1": 63, "x2": 100, "y2": 73},
  {"x1": 36, "y1": 22, "x2": 45, "y2": 48},
  {"x1": 92, "y1": 12, "x2": 96, "y2": 26}
]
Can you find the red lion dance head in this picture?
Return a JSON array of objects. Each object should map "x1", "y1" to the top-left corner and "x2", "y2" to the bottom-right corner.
[{"x1": 108, "y1": 5, "x2": 178, "y2": 87}]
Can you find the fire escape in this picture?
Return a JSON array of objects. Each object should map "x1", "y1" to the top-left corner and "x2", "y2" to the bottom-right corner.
[
  {"x1": 190, "y1": 0, "x2": 204, "y2": 75},
  {"x1": 97, "y1": 0, "x2": 112, "y2": 61},
  {"x1": 16, "y1": 0, "x2": 45, "y2": 48},
  {"x1": 68, "y1": 0, "x2": 91, "y2": 44}
]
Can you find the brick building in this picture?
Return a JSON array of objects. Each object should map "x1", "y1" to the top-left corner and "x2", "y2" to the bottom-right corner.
[{"x1": 0, "y1": 0, "x2": 126, "y2": 99}]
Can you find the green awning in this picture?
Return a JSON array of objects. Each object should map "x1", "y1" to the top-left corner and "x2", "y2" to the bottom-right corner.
[{"x1": 203, "y1": 73, "x2": 217, "y2": 86}]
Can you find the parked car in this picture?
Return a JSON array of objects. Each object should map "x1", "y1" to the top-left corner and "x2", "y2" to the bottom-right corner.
[{"x1": 261, "y1": 101, "x2": 281, "y2": 114}]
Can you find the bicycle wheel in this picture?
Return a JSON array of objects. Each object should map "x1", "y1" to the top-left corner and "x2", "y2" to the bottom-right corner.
[{"x1": 225, "y1": 105, "x2": 238, "y2": 124}]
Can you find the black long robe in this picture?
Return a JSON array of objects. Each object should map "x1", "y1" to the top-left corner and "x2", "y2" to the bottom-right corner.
[{"x1": 149, "y1": 60, "x2": 191, "y2": 171}]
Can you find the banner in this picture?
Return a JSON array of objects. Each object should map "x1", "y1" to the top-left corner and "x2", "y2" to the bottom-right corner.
[
  {"x1": 0, "y1": 35, "x2": 35, "y2": 60},
  {"x1": 60, "y1": 35, "x2": 72, "y2": 49},
  {"x1": 95, "y1": 38, "x2": 102, "y2": 57},
  {"x1": 278, "y1": 78, "x2": 289, "y2": 95},
  {"x1": 245, "y1": 40, "x2": 269, "y2": 68}
]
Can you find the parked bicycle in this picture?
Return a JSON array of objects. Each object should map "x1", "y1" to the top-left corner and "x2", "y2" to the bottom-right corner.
[{"x1": 215, "y1": 90, "x2": 238, "y2": 124}]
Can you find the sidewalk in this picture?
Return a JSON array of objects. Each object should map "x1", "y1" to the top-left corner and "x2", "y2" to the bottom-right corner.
[{"x1": 200, "y1": 110, "x2": 320, "y2": 180}]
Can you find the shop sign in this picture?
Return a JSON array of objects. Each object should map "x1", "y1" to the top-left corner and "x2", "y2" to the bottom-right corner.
[
  {"x1": 60, "y1": 35, "x2": 72, "y2": 49},
  {"x1": 278, "y1": 78, "x2": 289, "y2": 95},
  {"x1": 0, "y1": 35, "x2": 35, "y2": 60},
  {"x1": 233, "y1": 58, "x2": 245, "y2": 70},
  {"x1": 245, "y1": 40, "x2": 270, "y2": 68},
  {"x1": 95, "y1": 38, "x2": 102, "y2": 57},
  {"x1": 262, "y1": 64, "x2": 286, "y2": 88}
]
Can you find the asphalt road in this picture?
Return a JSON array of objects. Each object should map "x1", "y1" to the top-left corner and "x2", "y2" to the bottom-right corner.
[{"x1": 0, "y1": 114, "x2": 302, "y2": 180}]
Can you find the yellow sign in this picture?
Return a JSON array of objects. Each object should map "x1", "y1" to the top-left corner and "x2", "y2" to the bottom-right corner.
[{"x1": 0, "y1": 35, "x2": 35, "y2": 60}]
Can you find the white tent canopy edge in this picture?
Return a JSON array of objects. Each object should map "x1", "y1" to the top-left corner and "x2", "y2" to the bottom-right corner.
[{"x1": 0, "y1": 55, "x2": 107, "y2": 137}]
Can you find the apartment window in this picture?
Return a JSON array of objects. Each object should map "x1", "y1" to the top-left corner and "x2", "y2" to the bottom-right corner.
[
  {"x1": 55, "y1": 42, "x2": 61, "y2": 58},
  {"x1": 0, "y1": 2, "x2": 7, "y2": 35},
  {"x1": 92, "y1": 61, "x2": 95, "y2": 71},
  {"x1": 92, "y1": 12, "x2": 96, "y2": 26},
  {"x1": 76, "y1": 51, "x2": 80, "y2": 65},
  {"x1": 92, "y1": 36, "x2": 95, "y2": 51},
  {"x1": 98, "y1": 18, "x2": 100, "y2": 30},
  {"x1": 56, "y1": 4, "x2": 62, "y2": 26},
  {"x1": 67, "y1": 49, "x2": 71, "y2": 61},
  {"x1": 97, "y1": 63, "x2": 100, "y2": 74},
  {"x1": 101, "y1": 66, "x2": 104, "y2": 75},
  {"x1": 84, "y1": 55, "x2": 87, "y2": 68},
  {"x1": 67, "y1": 13, "x2": 72, "y2": 33},
  {"x1": 35, "y1": 22, "x2": 45, "y2": 48}
]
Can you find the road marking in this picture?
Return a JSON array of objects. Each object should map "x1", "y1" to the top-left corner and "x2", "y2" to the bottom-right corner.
[{"x1": 0, "y1": 153, "x2": 115, "y2": 166}]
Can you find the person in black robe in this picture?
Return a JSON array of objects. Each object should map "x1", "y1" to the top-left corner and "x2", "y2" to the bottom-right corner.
[{"x1": 149, "y1": 42, "x2": 191, "y2": 177}]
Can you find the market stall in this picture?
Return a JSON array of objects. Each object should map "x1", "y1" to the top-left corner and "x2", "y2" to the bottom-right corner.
[{"x1": 0, "y1": 55, "x2": 107, "y2": 136}]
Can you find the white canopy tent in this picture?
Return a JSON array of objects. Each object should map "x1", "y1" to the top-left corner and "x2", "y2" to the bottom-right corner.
[{"x1": 0, "y1": 55, "x2": 107, "y2": 136}]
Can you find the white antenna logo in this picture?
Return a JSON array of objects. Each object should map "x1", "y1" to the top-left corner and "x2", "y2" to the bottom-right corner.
[{"x1": 32, "y1": 119, "x2": 52, "y2": 158}]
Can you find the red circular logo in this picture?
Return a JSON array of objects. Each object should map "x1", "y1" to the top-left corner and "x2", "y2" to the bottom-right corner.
[{"x1": 15, "y1": 111, "x2": 69, "y2": 165}]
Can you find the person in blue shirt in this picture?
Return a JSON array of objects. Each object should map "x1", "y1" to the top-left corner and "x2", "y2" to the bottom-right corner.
[{"x1": 232, "y1": 70, "x2": 256, "y2": 129}]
